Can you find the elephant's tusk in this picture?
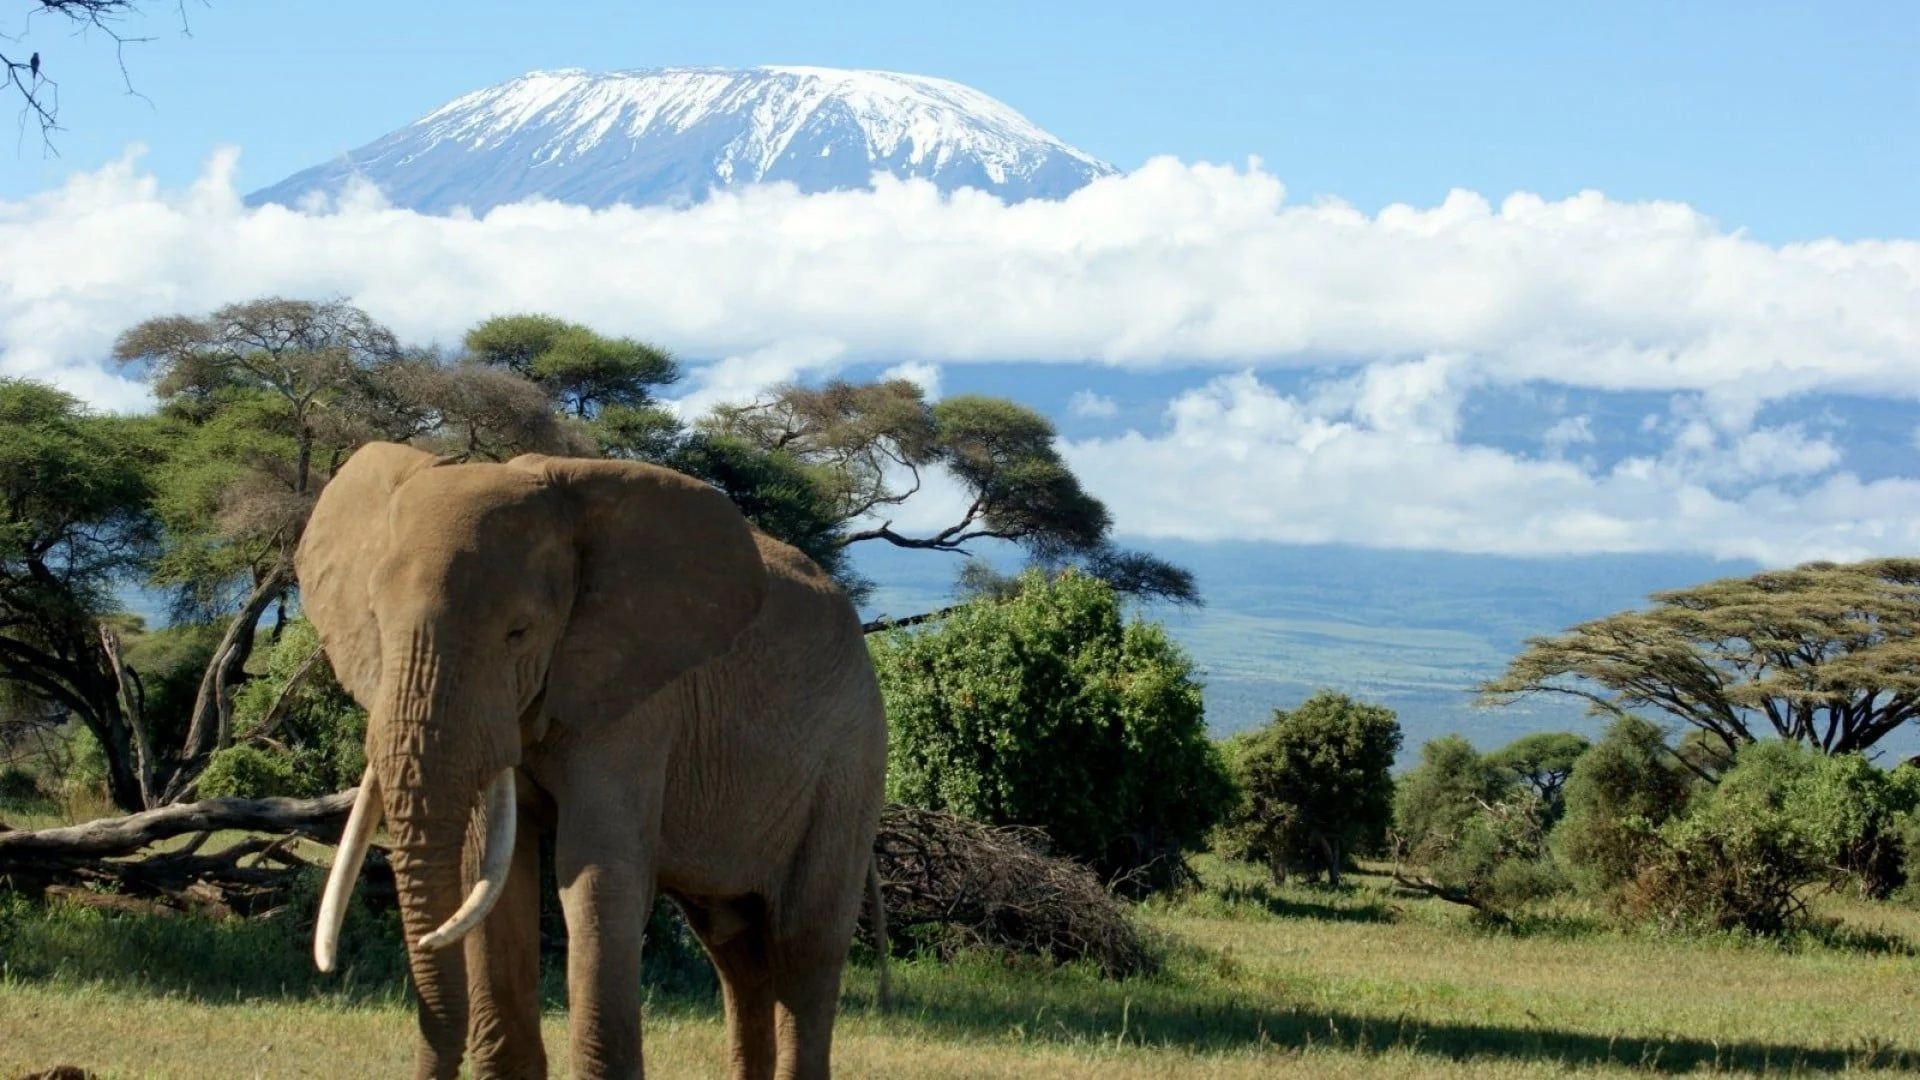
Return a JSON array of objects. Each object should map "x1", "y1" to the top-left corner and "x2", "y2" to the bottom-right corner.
[
  {"x1": 418, "y1": 767, "x2": 518, "y2": 952},
  {"x1": 314, "y1": 766, "x2": 383, "y2": 973}
]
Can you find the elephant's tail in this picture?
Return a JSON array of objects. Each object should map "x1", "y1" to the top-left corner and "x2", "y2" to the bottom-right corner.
[{"x1": 866, "y1": 856, "x2": 892, "y2": 1012}]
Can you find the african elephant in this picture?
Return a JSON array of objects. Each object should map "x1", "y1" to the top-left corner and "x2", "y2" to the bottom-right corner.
[{"x1": 297, "y1": 442, "x2": 889, "y2": 1080}]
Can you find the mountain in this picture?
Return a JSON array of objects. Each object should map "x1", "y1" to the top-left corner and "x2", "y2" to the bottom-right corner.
[{"x1": 248, "y1": 66, "x2": 1119, "y2": 215}]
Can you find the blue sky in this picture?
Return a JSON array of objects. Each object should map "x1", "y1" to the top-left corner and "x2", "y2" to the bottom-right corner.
[
  {"x1": 6, "y1": 0, "x2": 1916, "y2": 241},
  {"x1": 4, "y1": 0, "x2": 1919, "y2": 572}
]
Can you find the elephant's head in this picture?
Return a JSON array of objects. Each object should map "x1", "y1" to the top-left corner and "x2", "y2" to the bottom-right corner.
[{"x1": 295, "y1": 442, "x2": 767, "y2": 1059}]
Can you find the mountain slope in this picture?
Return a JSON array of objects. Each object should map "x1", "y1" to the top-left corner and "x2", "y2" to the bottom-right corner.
[{"x1": 248, "y1": 66, "x2": 1118, "y2": 214}]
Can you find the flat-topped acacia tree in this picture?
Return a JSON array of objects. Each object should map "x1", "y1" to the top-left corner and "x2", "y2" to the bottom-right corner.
[{"x1": 1478, "y1": 559, "x2": 1920, "y2": 764}]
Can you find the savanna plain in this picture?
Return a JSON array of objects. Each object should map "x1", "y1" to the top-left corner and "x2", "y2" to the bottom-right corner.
[{"x1": 3, "y1": 853, "x2": 1916, "y2": 1079}]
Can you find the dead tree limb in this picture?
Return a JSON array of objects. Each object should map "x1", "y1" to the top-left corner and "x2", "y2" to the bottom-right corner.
[{"x1": 0, "y1": 788, "x2": 357, "y2": 859}]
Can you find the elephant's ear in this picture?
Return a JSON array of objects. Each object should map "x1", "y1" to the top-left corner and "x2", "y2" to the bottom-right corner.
[
  {"x1": 511, "y1": 455, "x2": 769, "y2": 719},
  {"x1": 295, "y1": 441, "x2": 441, "y2": 703}
]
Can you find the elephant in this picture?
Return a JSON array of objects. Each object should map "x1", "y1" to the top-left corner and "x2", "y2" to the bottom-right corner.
[{"x1": 297, "y1": 441, "x2": 890, "y2": 1080}]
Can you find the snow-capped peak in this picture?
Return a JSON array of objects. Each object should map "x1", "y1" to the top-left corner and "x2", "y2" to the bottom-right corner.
[{"x1": 249, "y1": 66, "x2": 1118, "y2": 214}]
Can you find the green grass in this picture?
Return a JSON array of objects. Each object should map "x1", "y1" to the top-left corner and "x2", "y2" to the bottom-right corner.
[{"x1": 4, "y1": 854, "x2": 1919, "y2": 1077}]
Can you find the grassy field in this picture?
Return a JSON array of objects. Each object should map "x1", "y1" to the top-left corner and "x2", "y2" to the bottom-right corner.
[{"x1": 3, "y1": 855, "x2": 1918, "y2": 1078}]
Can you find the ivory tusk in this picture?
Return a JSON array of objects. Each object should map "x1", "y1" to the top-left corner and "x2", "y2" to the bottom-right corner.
[
  {"x1": 417, "y1": 767, "x2": 519, "y2": 952},
  {"x1": 314, "y1": 766, "x2": 383, "y2": 973}
]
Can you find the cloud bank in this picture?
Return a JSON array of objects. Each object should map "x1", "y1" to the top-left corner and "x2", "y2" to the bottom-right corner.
[{"x1": 5, "y1": 147, "x2": 1918, "y2": 564}]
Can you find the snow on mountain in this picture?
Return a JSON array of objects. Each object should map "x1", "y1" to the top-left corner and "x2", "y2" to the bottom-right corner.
[{"x1": 248, "y1": 66, "x2": 1119, "y2": 214}]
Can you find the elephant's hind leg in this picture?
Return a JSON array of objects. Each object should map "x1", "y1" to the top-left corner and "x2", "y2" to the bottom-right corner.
[
  {"x1": 464, "y1": 806, "x2": 549, "y2": 1079},
  {"x1": 684, "y1": 896, "x2": 778, "y2": 1080},
  {"x1": 770, "y1": 944, "x2": 848, "y2": 1080},
  {"x1": 766, "y1": 857, "x2": 864, "y2": 1079}
]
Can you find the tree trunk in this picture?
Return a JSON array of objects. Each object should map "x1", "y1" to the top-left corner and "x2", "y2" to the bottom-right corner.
[
  {"x1": 98, "y1": 625, "x2": 157, "y2": 809},
  {"x1": 166, "y1": 561, "x2": 291, "y2": 802},
  {"x1": 1319, "y1": 835, "x2": 1342, "y2": 886}
]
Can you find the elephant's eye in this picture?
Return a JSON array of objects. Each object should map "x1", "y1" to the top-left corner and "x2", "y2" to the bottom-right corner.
[{"x1": 505, "y1": 625, "x2": 529, "y2": 646}]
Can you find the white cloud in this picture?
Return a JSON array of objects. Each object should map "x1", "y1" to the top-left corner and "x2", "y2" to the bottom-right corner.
[
  {"x1": 6, "y1": 149, "x2": 1919, "y2": 565},
  {"x1": 1064, "y1": 368, "x2": 1920, "y2": 567},
  {"x1": 1068, "y1": 390, "x2": 1120, "y2": 418},
  {"x1": 665, "y1": 339, "x2": 845, "y2": 419},
  {"x1": 7, "y1": 148, "x2": 1920, "y2": 417},
  {"x1": 878, "y1": 360, "x2": 942, "y2": 400},
  {"x1": 1542, "y1": 415, "x2": 1595, "y2": 452}
]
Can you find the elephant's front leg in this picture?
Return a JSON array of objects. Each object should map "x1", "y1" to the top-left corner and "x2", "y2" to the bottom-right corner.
[
  {"x1": 556, "y1": 803, "x2": 656, "y2": 1079},
  {"x1": 464, "y1": 803, "x2": 549, "y2": 1079}
]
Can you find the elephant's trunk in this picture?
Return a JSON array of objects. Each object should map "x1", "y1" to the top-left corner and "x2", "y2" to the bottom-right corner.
[{"x1": 363, "y1": 631, "x2": 522, "y2": 1079}]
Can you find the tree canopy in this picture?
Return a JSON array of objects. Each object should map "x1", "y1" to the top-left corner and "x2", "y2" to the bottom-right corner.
[
  {"x1": 1478, "y1": 559, "x2": 1920, "y2": 757},
  {"x1": 1485, "y1": 732, "x2": 1590, "y2": 819},
  {"x1": 1217, "y1": 690, "x2": 1402, "y2": 885},
  {"x1": 0, "y1": 379, "x2": 163, "y2": 809},
  {"x1": 704, "y1": 378, "x2": 1198, "y2": 606}
]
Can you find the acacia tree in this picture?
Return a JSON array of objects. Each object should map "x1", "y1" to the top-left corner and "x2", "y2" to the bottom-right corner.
[
  {"x1": 1485, "y1": 732, "x2": 1590, "y2": 821},
  {"x1": 102, "y1": 299, "x2": 578, "y2": 803},
  {"x1": 0, "y1": 379, "x2": 163, "y2": 810},
  {"x1": 464, "y1": 314, "x2": 679, "y2": 421},
  {"x1": 1478, "y1": 559, "x2": 1920, "y2": 761},
  {"x1": 703, "y1": 379, "x2": 1199, "y2": 608},
  {"x1": 113, "y1": 299, "x2": 407, "y2": 797}
]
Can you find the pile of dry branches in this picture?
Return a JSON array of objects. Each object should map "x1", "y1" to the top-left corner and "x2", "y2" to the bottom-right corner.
[
  {"x1": 0, "y1": 790, "x2": 393, "y2": 920},
  {"x1": 865, "y1": 804, "x2": 1153, "y2": 978}
]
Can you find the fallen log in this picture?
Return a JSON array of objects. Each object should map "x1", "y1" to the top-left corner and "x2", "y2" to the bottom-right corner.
[
  {"x1": 0, "y1": 789, "x2": 391, "y2": 919},
  {"x1": 0, "y1": 789, "x2": 358, "y2": 859}
]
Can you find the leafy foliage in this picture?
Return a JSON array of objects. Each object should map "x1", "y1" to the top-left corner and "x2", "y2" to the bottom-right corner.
[
  {"x1": 707, "y1": 379, "x2": 1198, "y2": 605},
  {"x1": 1619, "y1": 742, "x2": 1920, "y2": 933},
  {"x1": 1215, "y1": 691, "x2": 1401, "y2": 885},
  {"x1": 1553, "y1": 716, "x2": 1694, "y2": 896},
  {"x1": 874, "y1": 570, "x2": 1233, "y2": 891},
  {"x1": 464, "y1": 313, "x2": 678, "y2": 420},
  {"x1": 1480, "y1": 559, "x2": 1920, "y2": 755},
  {"x1": 1399, "y1": 788, "x2": 1568, "y2": 916},
  {"x1": 1485, "y1": 732, "x2": 1590, "y2": 824},
  {"x1": 0, "y1": 379, "x2": 164, "y2": 810},
  {"x1": 1392, "y1": 735, "x2": 1513, "y2": 857}
]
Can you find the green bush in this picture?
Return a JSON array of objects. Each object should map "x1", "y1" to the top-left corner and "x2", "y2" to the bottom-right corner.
[
  {"x1": 226, "y1": 618, "x2": 368, "y2": 795},
  {"x1": 1393, "y1": 735, "x2": 1512, "y2": 857},
  {"x1": 1553, "y1": 716, "x2": 1693, "y2": 896},
  {"x1": 1425, "y1": 790, "x2": 1569, "y2": 913},
  {"x1": 1216, "y1": 691, "x2": 1401, "y2": 885},
  {"x1": 196, "y1": 743, "x2": 303, "y2": 799},
  {"x1": 1601, "y1": 742, "x2": 1920, "y2": 933},
  {"x1": 873, "y1": 569, "x2": 1235, "y2": 892}
]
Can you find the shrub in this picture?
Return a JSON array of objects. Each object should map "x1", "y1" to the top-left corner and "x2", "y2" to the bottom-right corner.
[
  {"x1": 1553, "y1": 715, "x2": 1693, "y2": 896},
  {"x1": 1393, "y1": 735, "x2": 1512, "y2": 857},
  {"x1": 874, "y1": 569, "x2": 1235, "y2": 892},
  {"x1": 228, "y1": 618, "x2": 367, "y2": 794},
  {"x1": 1614, "y1": 742, "x2": 1920, "y2": 933},
  {"x1": 195, "y1": 743, "x2": 302, "y2": 799},
  {"x1": 1216, "y1": 691, "x2": 1401, "y2": 885},
  {"x1": 1421, "y1": 789, "x2": 1569, "y2": 914}
]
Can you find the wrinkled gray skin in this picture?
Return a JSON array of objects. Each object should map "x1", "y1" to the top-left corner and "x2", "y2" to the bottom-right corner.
[{"x1": 298, "y1": 442, "x2": 888, "y2": 1080}]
